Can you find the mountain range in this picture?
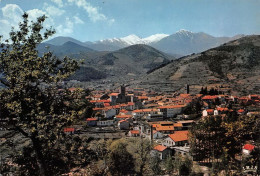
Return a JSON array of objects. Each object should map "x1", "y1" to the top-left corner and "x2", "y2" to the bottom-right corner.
[
  {"x1": 140, "y1": 35, "x2": 260, "y2": 95},
  {"x1": 45, "y1": 30, "x2": 244, "y2": 56},
  {"x1": 81, "y1": 44, "x2": 172, "y2": 82}
]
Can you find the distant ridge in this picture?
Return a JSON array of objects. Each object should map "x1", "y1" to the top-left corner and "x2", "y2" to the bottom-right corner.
[
  {"x1": 46, "y1": 31, "x2": 244, "y2": 56},
  {"x1": 45, "y1": 36, "x2": 86, "y2": 46},
  {"x1": 150, "y1": 30, "x2": 245, "y2": 55},
  {"x1": 37, "y1": 41, "x2": 94, "y2": 57},
  {"x1": 140, "y1": 35, "x2": 260, "y2": 95}
]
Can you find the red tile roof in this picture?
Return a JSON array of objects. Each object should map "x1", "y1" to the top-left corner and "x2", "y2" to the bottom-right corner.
[
  {"x1": 250, "y1": 94, "x2": 258, "y2": 97},
  {"x1": 133, "y1": 109, "x2": 158, "y2": 113},
  {"x1": 237, "y1": 109, "x2": 245, "y2": 113},
  {"x1": 138, "y1": 96, "x2": 149, "y2": 100},
  {"x1": 158, "y1": 105, "x2": 186, "y2": 109},
  {"x1": 130, "y1": 130, "x2": 140, "y2": 134},
  {"x1": 68, "y1": 87, "x2": 77, "y2": 92},
  {"x1": 217, "y1": 107, "x2": 229, "y2": 111},
  {"x1": 127, "y1": 102, "x2": 134, "y2": 106},
  {"x1": 154, "y1": 125, "x2": 174, "y2": 131},
  {"x1": 93, "y1": 108, "x2": 104, "y2": 111},
  {"x1": 104, "y1": 103, "x2": 110, "y2": 106},
  {"x1": 64, "y1": 128, "x2": 75, "y2": 132},
  {"x1": 168, "y1": 131, "x2": 189, "y2": 142},
  {"x1": 119, "y1": 120, "x2": 127, "y2": 123},
  {"x1": 109, "y1": 93, "x2": 119, "y2": 96},
  {"x1": 174, "y1": 123, "x2": 183, "y2": 127},
  {"x1": 116, "y1": 115, "x2": 132, "y2": 119},
  {"x1": 154, "y1": 145, "x2": 167, "y2": 152},
  {"x1": 206, "y1": 109, "x2": 214, "y2": 113},
  {"x1": 202, "y1": 95, "x2": 218, "y2": 100},
  {"x1": 86, "y1": 118, "x2": 97, "y2": 121},
  {"x1": 120, "y1": 109, "x2": 129, "y2": 113},
  {"x1": 243, "y1": 144, "x2": 255, "y2": 151},
  {"x1": 90, "y1": 100, "x2": 111, "y2": 103}
]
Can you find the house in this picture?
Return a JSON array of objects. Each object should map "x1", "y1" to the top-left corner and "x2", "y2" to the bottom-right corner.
[
  {"x1": 146, "y1": 112, "x2": 164, "y2": 121},
  {"x1": 249, "y1": 94, "x2": 259, "y2": 100},
  {"x1": 152, "y1": 124, "x2": 174, "y2": 134},
  {"x1": 152, "y1": 130, "x2": 164, "y2": 139},
  {"x1": 97, "y1": 120, "x2": 114, "y2": 127},
  {"x1": 216, "y1": 107, "x2": 229, "y2": 114},
  {"x1": 64, "y1": 128, "x2": 75, "y2": 135},
  {"x1": 118, "y1": 120, "x2": 130, "y2": 130},
  {"x1": 151, "y1": 145, "x2": 172, "y2": 160},
  {"x1": 86, "y1": 118, "x2": 98, "y2": 127},
  {"x1": 128, "y1": 130, "x2": 140, "y2": 137},
  {"x1": 242, "y1": 144, "x2": 255, "y2": 155},
  {"x1": 115, "y1": 114, "x2": 132, "y2": 121},
  {"x1": 202, "y1": 109, "x2": 214, "y2": 116},
  {"x1": 177, "y1": 120, "x2": 194, "y2": 130},
  {"x1": 132, "y1": 109, "x2": 159, "y2": 119},
  {"x1": 173, "y1": 123, "x2": 183, "y2": 131},
  {"x1": 173, "y1": 145, "x2": 190, "y2": 157},
  {"x1": 110, "y1": 86, "x2": 137, "y2": 105},
  {"x1": 158, "y1": 105, "x2": 185, "y2": 118},
  {"x1": 104, "y1": 108, "x2": 116, "y2": 118},
  {"x1": 202, "y1": 95, "x2": 218, "y2": 104},
  {"x1": 163, "y1": 131, "x2": 189, "y2": 147},
  {"x1": 237, "y1": 109, "x2": 245, "y2": 115},
  {"x1": 90, "y1": 99, "x2": 111, "y2": 108}
]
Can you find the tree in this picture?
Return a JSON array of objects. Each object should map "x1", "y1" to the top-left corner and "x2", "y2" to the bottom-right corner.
[
  {"x1": 164, "y1": 156, "x2": 174, "y2": 174},
  {"x1": 127, "y1": 138, "x2": 151, "y2": 176},
  {"x1": 149, "y1": 152, "x2": 161, "y2": 175},
  {"x1": 173, "y1": 153, "x2": 193, "y2": 176},
  {"x1": 190, "y1": 114, "x2": 259, "y2": 173},
  {"x1": 107, "y1": 139, "x2": 135, "y2": 176},
  {"x1": 0, "y1": 13, "x2": 90, "y2": 175}
]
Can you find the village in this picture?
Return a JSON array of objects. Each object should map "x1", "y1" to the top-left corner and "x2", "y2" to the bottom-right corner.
[{"x1": 64, "y1": 85, "x2": 259, "y2": 167}]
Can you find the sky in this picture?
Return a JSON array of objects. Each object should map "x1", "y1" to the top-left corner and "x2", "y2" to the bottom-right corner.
[{"x1": 0, "y1": 0, "x2": 259, "y2": 42}]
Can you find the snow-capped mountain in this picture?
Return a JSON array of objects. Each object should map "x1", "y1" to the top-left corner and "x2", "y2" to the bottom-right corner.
[
  {"x1": 96, "y1": 33, "x2": 169, "y2": 46},
  {"x1": 46, "y1": 30, "x2": 244, "y2": 56},
  {"x1": 142, "y1": 34, "x2": 170, "y2": 44},
  {"x1": 150, "y1": 30, "x2": 244, "y2": 55},
  {"x1": 175, "y1": 29, "x2": 194, "y2": 37}
]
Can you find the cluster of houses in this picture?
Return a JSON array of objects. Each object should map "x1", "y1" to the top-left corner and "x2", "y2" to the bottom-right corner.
[{"x1": 65, "y1": 85, "x2": 259, "y2": 161}]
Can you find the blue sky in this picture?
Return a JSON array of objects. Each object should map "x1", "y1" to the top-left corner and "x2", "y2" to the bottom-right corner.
[{"x1": 0, "y1": 0, "x2": 259, "y2": 41}]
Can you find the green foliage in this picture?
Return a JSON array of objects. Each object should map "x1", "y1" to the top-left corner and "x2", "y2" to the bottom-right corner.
[
  {"x1": 150, "y1": 152, "x2": 161, "y2": 175},
  {"x1": 190, "y1": 114, "x2": 259, "y2": 173},
  {"x1": 126, "y1": 138, "x2": 151, "y2": 176},
  {"x1": 183, "y1": 100, "x2": 202, "y2": 115},
  {"x1": 174, "y1": 154, "x2": 192, "y2": 175},
  {"x1": 0, "y1": 13, "x2": 90, "y2": 175},
  {"x1": 164, "y1": 156, "x2": 174, "y2": 174},
  {"x1": 107, "y1": 139, "x2": 135, "y2": 176}
]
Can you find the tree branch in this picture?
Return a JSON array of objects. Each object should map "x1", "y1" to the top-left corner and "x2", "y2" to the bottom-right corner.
[
  {"x1": 0, "y1": 78, "x2": 10, "y2": 87},
  {"x1": 14, "y1": 125, "x2": 30, "y2": 138}
]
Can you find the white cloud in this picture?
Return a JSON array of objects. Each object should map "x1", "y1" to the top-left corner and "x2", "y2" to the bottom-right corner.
[
  {"x1": 51, "y1": 0, "x2": 63, "y2": 7},
  {"x1": 56, "y1": 17, "x2": 74, "y2": 35},
  {"x1": 0, "y1": 4, "x2": 24, "y2": 39},
  {"x1": 44, "y1": 4, "x2": 65, "y2": 16},
  {"x1": 27, "y1": 9, "x2": 46, "y2": 21},
  {"x1": 73, "y1": 16, "x2": 84, "y2": 24},
  {"x1": 67, "y1": 0, "x2": 114, "y2": 23},
  {"x1": 2, "y1": 4, "x2": 23, "y2": 23},
  {"x1": 26, "y1": 8, "x2": 55, "y2": 30}
]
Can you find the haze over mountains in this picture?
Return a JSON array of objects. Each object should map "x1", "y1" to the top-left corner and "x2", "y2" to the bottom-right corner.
[{"x1": 45, "y1": 30, "x2": 244, "y2": 56}]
